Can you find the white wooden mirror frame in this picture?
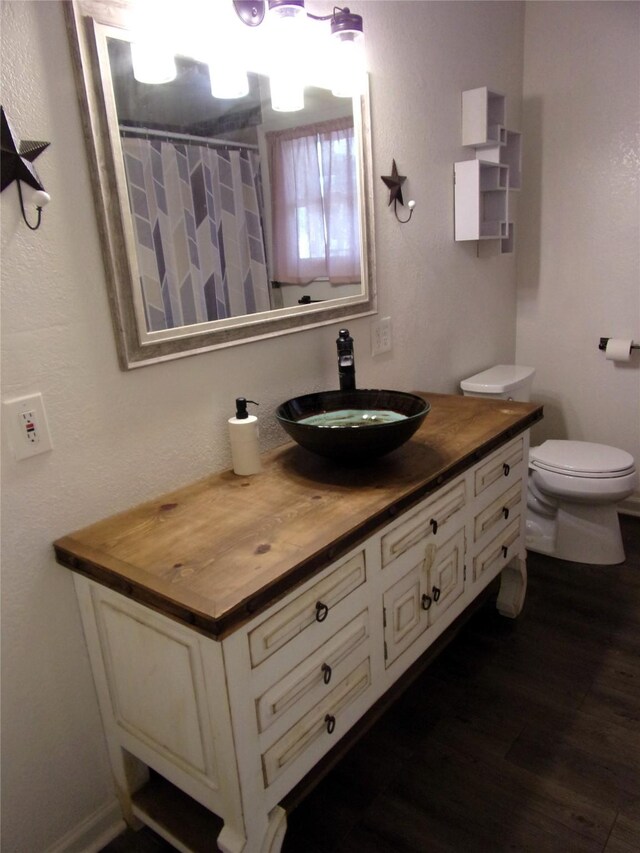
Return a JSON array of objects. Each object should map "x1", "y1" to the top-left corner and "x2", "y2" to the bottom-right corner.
[{"x1": 65, "y1": 0, "x2": 376, "y2": 369}]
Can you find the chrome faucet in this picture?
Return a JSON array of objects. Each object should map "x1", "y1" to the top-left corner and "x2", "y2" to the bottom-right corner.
[{"x1": 337, "y1": 328, "x2": 356, "y2": 391}]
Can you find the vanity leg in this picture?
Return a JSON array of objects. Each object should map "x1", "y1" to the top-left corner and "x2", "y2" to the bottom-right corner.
[
  {"x1": 106, "y1": 745, "x2": 148, "y2": 829},
  {"x1": 496, "y1": 555, "x2": 527, "y2": 618},
  {"x1": 218, "y1": 806, "x2": 285, "y2": 853},
  {"x1": 216, "y1": 823, "x2": 247, "y2": 853},
  {"x1": 261, "y1": 806, "x2": 287, "y2": 853}
]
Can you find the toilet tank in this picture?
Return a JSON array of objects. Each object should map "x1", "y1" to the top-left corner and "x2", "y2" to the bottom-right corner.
[{"x1": 460, "y1": 365, "x2": 536, "y2": 402}]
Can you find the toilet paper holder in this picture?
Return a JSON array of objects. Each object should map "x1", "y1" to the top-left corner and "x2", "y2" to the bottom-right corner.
[{"x1": 598, "y1": 337, "x2": 639, "y2": 352}]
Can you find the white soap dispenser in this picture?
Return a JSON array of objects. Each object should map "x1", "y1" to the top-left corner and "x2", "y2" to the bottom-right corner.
[{"x1": 228, "y1": 398, "x2": 262, "y2": 476}]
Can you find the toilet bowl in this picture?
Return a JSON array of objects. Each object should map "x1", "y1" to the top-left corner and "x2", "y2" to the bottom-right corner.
[
  {"x1": 460, "y1": 365, "x2": 637, "y2": 565},
  {"x1": 528, "y1": 440, "x2": 637, "y2": 564}
]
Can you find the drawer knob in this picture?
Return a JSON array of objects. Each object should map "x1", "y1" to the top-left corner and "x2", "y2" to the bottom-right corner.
[
  {"x1": 432, "y1": 586, "x2": 441, "y2": 602},
  {"x1": 430, "y1": 518, "x2": 438, "y2": 535},
  {"x1": 321, "y1": 663, "x2": 332, "y2": 685},
  {"x1": 315, "y1": 601, "x2": 329, "y2": 622},
  {"x1": 325, "y1": 714, "x2": 336, "y2": 734},
  {"x1": 502, "y1": 545, "x2": 509, "y2": 558},
  {"x1": 421, "y1": 593, "x2": 432, "y2": 611},
  {"x1": 502, "y1": 506, "x2": 510, "y2": 520},
  {"x1": 503, "y1": 463, "x2": 510, "y2": 477}
]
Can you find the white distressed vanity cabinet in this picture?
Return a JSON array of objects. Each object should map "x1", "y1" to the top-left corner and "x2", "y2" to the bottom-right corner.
[{"x1": 55, "y1": 393, "x2": 542, "y2": 853}]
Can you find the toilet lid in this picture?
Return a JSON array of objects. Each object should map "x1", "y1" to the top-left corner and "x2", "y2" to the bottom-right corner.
[{"x1": 530, "y1": 440, "x2": 635, "y2": 478}]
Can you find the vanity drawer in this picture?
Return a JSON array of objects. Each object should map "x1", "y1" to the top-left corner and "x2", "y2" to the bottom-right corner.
[
  {"x1": 381, "y1": 478, "x2": 466, "y2": 568},
  {"x1": 261, "y1": 658, "x2": 371, "y2": 788},
  {"x1": 248, "y1": 550, "x2": 366, "y2": 669},
  {"x1": 472, "y1": 516, "x2": 521, "y2": 583},
  {"x1": 255, "y1": 610, "x2": 370, "y2": 734},
  {"x1": 474, "y1": 437, "x2": 524, "y2": 498},
  {"x1": 473, "y1": 481, "x2": 522, "y2": 543}
]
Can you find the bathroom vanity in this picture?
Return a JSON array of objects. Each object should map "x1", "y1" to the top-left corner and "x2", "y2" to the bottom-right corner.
[{"x1": 54, "y1": 393, "x2": 542, "y2": 853}]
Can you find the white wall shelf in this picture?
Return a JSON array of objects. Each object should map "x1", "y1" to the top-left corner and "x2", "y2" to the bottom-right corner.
[
  {"x1": 454, "y1": 160, "x2": 509, "y2": 242},
  {"x1": 455, "y1": 87, "x2": 521, "y2": 250},
  {"x1": 482, "y1": 130, "x2": 522, "y2": 190},
  {"x1": 462, "y1": 87, "x2": 506, "y2": 148}
]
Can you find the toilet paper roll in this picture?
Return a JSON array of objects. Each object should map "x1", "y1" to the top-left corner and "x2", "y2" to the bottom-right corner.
[{"x1": 605, "y1": 338, "x2": 633, "y2": 362}]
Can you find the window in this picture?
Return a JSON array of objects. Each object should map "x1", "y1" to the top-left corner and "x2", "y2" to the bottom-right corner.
[{"x1": 267, "y1": 117, "x2": 360, "y2": 285}]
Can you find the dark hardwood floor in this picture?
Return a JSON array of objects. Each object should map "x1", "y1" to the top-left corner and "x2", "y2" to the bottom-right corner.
[{"x1": 101, "y1": 515, "x2": 640, "y2": 853}]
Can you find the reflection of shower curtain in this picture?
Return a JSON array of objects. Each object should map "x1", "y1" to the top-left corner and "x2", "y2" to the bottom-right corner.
[{"x1": 121, "y1": 138, "x2": 270, "y2": 332}]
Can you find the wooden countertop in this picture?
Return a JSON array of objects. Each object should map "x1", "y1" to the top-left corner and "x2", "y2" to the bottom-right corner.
[{"x1": 54, "y1": 393, "x2": 542, "y2": 638}]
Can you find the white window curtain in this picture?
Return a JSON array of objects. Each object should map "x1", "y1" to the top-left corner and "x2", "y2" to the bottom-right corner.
[{"x1": 267, "y1": 117, "x2": 360, "y2": 285}]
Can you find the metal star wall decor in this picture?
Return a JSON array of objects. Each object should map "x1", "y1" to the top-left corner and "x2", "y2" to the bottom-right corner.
[
  {"x1": 380, "y1": 159, "x2": 415, "y2": 224},
  {"x1": 380, "y1": 159, "x2": 406, "y2": 206},
  {"x1": 1, "y1": 107, "x2": 49, "y2": 192},
  {"x1": 1, "y1": 106, "x2": 51, "y2": 229}
]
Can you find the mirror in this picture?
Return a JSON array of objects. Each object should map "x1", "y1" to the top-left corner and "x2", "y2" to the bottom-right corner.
[{"x1": 65, "y1": 0, "x2": 376, "y2": 368}]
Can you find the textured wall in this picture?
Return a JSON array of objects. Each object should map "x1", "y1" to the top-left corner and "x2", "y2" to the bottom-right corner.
[
  {"x1": 516, "y1": 1, "x2": 640, "y2": 468},
  {"x1": 0, "y1": 1, "x2": 524, "y2": 849}
]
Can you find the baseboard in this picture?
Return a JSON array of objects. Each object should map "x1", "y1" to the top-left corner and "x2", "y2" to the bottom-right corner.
[
  {"x1": 619, "y1": 491, "x2": 640, "y2": 518},
  {"x1": 45, "y1": 799, "x2": 125, "y2": 853}
]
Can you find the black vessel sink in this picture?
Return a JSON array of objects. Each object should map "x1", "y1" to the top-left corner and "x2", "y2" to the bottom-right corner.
[{"x1": 276, "y1": 389, "x2": 430, "y2": 461}]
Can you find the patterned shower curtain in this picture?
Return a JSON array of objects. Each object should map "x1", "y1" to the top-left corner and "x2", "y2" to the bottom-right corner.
[{"x1": 121, "y1": 137, "x2": 271, "y2": 332}]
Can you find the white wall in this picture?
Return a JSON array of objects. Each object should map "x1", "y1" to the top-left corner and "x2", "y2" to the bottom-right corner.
[
  {"x1": 0, "y1": 2, "x2": 526, "y2": 849},
  {"x1": 516, "y1": 1, "x2": 640, "y2": 479}
]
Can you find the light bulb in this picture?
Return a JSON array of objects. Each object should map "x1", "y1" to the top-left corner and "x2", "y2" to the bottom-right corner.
[
  {"x1": 330, "y1": 10, "x2": 365, "y2": 98},
  {"x1": 130, "y1": 0, "x2": 176, "y2": 84},
  {"x1": 208, "y1": 0, "x2": 249, "y2": 99},
  {"x1": 131, "y1": 40, "x2": 177, "y2": 84},
  {"x1": 268, "y1": 1, "x2": 306, "y2": 111},
  {"x1": 270, "y1": 74, "x2": 304, "y2": 111},
  {"x1": 209, "y1": 63, "x2": 249, "y2": 99}
]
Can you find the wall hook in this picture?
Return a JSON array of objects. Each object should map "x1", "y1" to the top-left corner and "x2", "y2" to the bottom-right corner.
[
  {"x1": 381, "y1": 159, "x2": 415, "y2": 224},
  {"x1": 394, "y1": 198, "x2": 415, "y2": 223},
  {"x1": 1, "y1": 106, "x2": 50, "y2": 230}
]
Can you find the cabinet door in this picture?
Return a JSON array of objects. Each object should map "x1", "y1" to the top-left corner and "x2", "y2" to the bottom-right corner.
[
  {"x1": 382, "y1": 562, "x2": 426, "y2": 667},
  {"x1": 383, "y1": 528, "x2": 466, "y2": 668},
  {"x1": 425, "y1": 527, "x2": 466, "y2": 627}
]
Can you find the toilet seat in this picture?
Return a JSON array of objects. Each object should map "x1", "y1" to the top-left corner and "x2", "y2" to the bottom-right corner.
[{"x1": 530, "y1": 440, "x2": 635, "y2": 479}]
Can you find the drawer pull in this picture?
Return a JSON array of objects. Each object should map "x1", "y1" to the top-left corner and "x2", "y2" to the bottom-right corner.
[
  {"x1": 502, "y1": 545, "x2": 509, "y2": 558},
  {"x1": 315, "y1": 601, "x2": 329, "y2": 622},
  {"x1": 324, "y1": 714, "x2": 336, "y2": 734},
  {"x1": 502, "y1": 506, "x2": 510, "y2": 520},
  {"x1": 430, "y1": 518, "x2": 438, "y2": 535},
  {"x1": 432, "y1": 586, "x2": 441, "y2": 602},
  {"x1": 503, "y1": 463, "x2": 510, "y2": 477},
  {"x1": 321, "y1": 663, "x2": 332, "y2": 685},
  {"x1": 421, "y1": 593, "x2": 432, "y2": 611}
]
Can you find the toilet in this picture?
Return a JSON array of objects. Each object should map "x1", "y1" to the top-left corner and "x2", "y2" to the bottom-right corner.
[{"x1": 460, "y1": 365, "x2": 638, "y2": 565}]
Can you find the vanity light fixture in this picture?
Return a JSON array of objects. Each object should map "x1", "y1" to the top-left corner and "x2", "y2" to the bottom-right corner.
[
  {"x1": 128, "y1": 1, "x2": 365, "y2": 111},
  {"x1": 381, "y1": 160, "x2": 415, "y2": 224},
  {"x1": 1, "y1": 107, "x2": 50, "y2": 231},
  {"x1": 233, "y1": 1, "x2": 366, "y2": 108}
]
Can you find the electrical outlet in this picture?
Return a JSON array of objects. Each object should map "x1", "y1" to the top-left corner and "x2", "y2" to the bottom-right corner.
[
  {"x1": 371, "y1": 316, "x2": 392, "y2": 356},
  {"x1": 3, "y1": 393, "x2": 53, "y2": 460}
]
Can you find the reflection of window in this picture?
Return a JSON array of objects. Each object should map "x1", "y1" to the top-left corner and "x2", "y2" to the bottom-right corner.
[{"x1": 267, "y1": 117, "x2": 360, "y2": 285}]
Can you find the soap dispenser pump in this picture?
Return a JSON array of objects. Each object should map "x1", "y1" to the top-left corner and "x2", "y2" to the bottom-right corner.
[{"x1": 228, "y1": 398, "x2": 262, "y2": 476}]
